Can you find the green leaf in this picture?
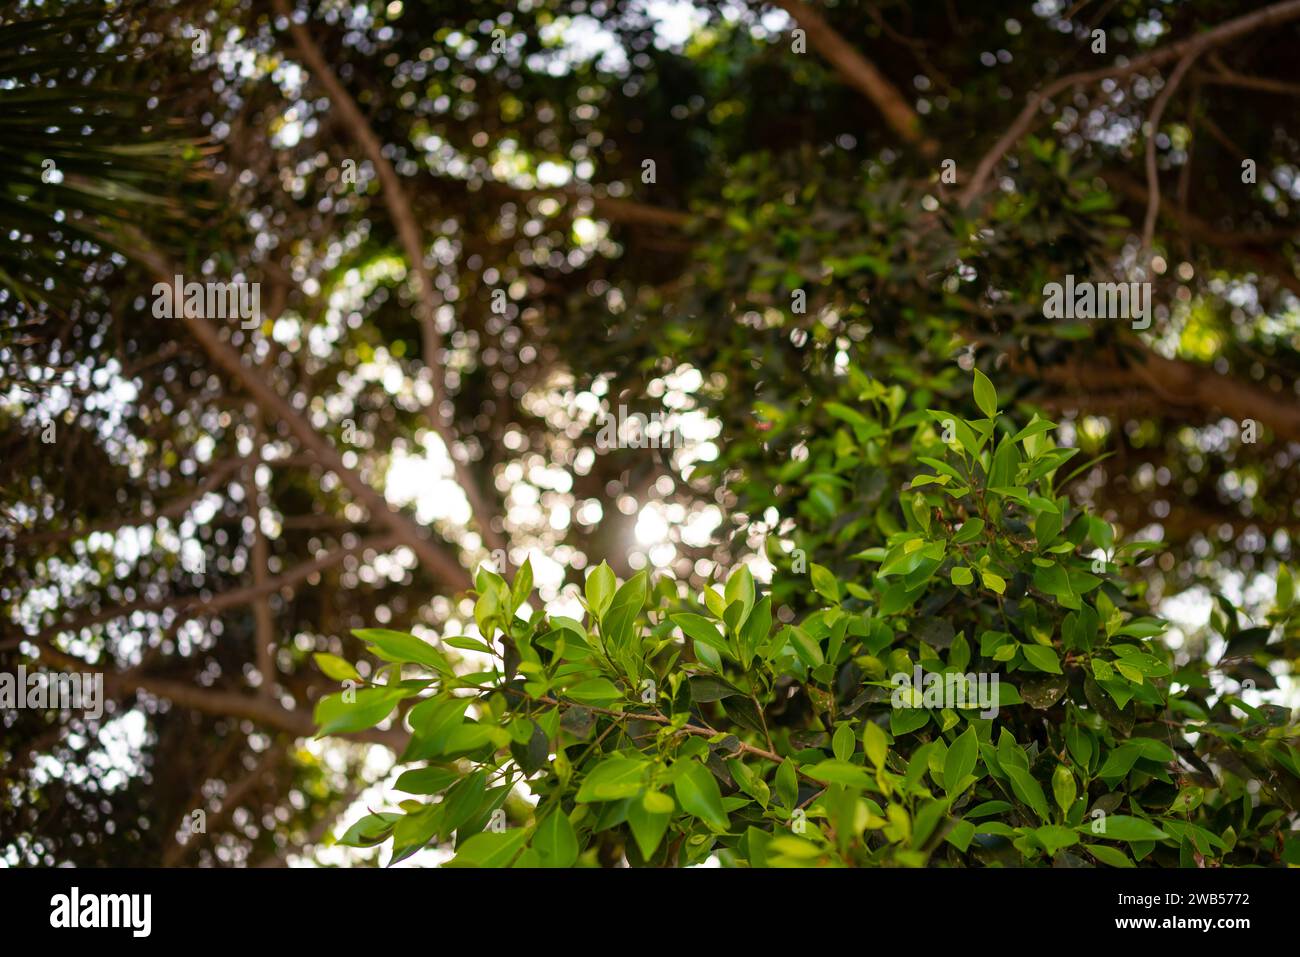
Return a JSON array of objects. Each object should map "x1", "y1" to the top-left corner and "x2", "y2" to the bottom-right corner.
[
  {"x1": 946, "y1": 819, "x2": 977, "y2": 853},
  {"x1": 1021, "y1": 644, "x2": 1062, "y2": 674},
  {"x1": 776, "y1": 758, "x2": 799, "y2": 810},
  {"x1": 726, "y1": 759, "x2": 770, "y2": 808},
  {"x1": 943, "y1": 725, "x2": 979, "y2": 796},
  {"x1": 903, "y1": 741, "x2": 938, "y2": 793},
  {"x1": 313, "y1": 652, "x2": 360, "y2": 682},
  {"x1": 673, "y1": 760, "x2": 730, "y2": 832},
  {"x1": 671, "y1": 613, "x2": 729, "y2": 654},
  {"x1": 1052, "y1": 765, "x2": 1077, "y2": 815},
  {"x1": 1115, "y1": 661, "x2": 1144, "y2": 685},
  {"x1": 626, "y1": 797, "x2": 671, "y2": 859},
  {"x1": 403, "y1": 696, "x2": 472, "y2": 760},
  {"x1": 965, "y1": 800, "x2": 1012, "y2": 819},
  {"x1": 948, "y1": 633, "x2": 971, "y2": 671},
  {"x1": 950, "y1": 565, "x2": 974, "y2": 587},
  {"x1": 313, "y1": 686, "x2": 407, "y2": 737},
  {"x1": 435, "y1": 771, "x2": 492, "y2": 841},
  {"x1": 804, "y1": 760, "x2": 873, "y2": 789},
  {"x1": 996, "y1": 726, "x2": 1028, "y2": 770},
  {"x1": 443, "y1": 635, "x2": 496, "y2": 654},
  {"x1": 510, "y1": 556, "x2": 534, "y2": 612},
  {"x1": 688, "y1": 674, "x2": 744, "y2": 703},
  {"x1": 1004, "y1": 765, "x2": 1052, "y2": 823},
  {"x1": 576, "y1": 756, "x2": 649, "y2": 803},
  {"x1": 565, "y1": 678, "x2": 624, "y2": 705},
  {"x1": 642, "y1": 789, "x2": 675, "y2": 814},
  {"x1": 439, "y1": 722, "x2": 498, "y2": 757},
  {"x1": 724, "y1": 564, "x2": 756, "y2": 622},
  {"x1": 353, "y1": 628, "x2": 450, "y2": 673},
  {"x1": 1277, "y1": 563, "x2": 1295, "y2": 611},
  {"x1": 1169, "y1": 787, "x2": 1204, "y2": 814},
  {"x1": 832, "y1": 722, "x2": 856, "y2": 761},
  {"x1": 475, "y1": 564, "x2": 508, "y2": 597},
  {"x1": 913, "y1": 798, "x2": 948, "y2": 848},
  {"x1": 891, "y1": 706, "x2": 930, "y2": 736},
  {"x1": 972, "y1": 369, "x2": 998, "y2": 418},
  {"x1": 1097, "y1": 743, "x2": 1143, "y2": 783},
  {"x1": 739, "y1": 595, "x2": 773, "y2": 662},
  {"x1": 394, "y1": 765, "x2": 461, "y2": 795},
  {"x1": 584, "y1": 562, "x2": 616, "y2": 618},
  {"x1": 769, "y1": 835, "x2": 826, "y2": 860},
  {"x1": 789, "y1": 626, "x2": 825, "y2": 667},
  {"x1": 911, "y1": 492, "x2": 931, "y2": 534},
  {"x1": 1085, "y1": 844, "x2": 1135, "y2": 868},
  {"x1": 1114, "y1": 617, "x2": 1167, "y2": 639},
  {"x1": 1080, "y1": 815, "x2": 1171, "y2": 843},
  {"x1": 862, "y1": 720, "x2": 888, "y2": 769},
  {"x1": 1011, "y1": 417, "x2": 1057, "y2": 444},
  {"x1": 336, "y1": 812, "x2": 400, "y2": 847},
  {"x1": 1034, "y1": 824, "x2": 1078, "y2": 856},
  {"x1": 533, "y1": 809, "x2": 579, "y2": 867},
  {"x1": 1065, "y1": 720, "x2": 1094, "y2": 772},
  {"x1": 810, "y1": 563, "x2": 840, "y2": 603},
  {"x1": 390, "y1": 805, "x2": 443, "y2": 863},
  {"x1": 447, "y1": 828, "x2": 529, "y2": 868},
  {"x1": 603, "y1": 571, "x2": 647, "y2": 652}
]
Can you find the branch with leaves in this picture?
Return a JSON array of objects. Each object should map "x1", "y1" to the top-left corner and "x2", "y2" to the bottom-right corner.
[{"x1": 312, "y1": 373, "x2": 1300, "y2": 867}]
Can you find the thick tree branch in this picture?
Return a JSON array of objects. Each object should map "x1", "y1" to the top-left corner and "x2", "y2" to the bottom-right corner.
[
  {"x1": 766, "y1": 0, "x2": 937, "y2": 155},
  {"x1": 1037, "y1": 353, "x2": 1300, "y2": 443}
]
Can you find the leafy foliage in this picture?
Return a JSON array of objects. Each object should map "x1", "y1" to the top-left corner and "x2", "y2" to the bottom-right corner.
[{"x1": 319, "y1": 374, "x2": 1300, "y2": 867}]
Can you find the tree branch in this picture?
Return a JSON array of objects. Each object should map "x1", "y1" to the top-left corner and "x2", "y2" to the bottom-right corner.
[
  {"x1": 32, "y1": 645, "x2": 408, "y2": 750},
  {"x1": 1143, "y1": 49, "x2": 1203, "y2": 250},
  {"x1": 243, "y1": 418, "x2": 277, "y2": 697},
  {"x1": 766, "y1": 0, "x2": 937, "y2": 155},
  {"x1": 125, "y1": 238, "x2": 471, "y2": 590},
  {"x1": 960, "y1": 0, "x2": 1300, "y2": 205},
  {"x1": 272, "y1": 0, "x2": 506, "y2": 562},
  {"x1": 1200, "y1": 51, "x2": 1300, "y2": 98},
  {"x1": 1102, "y1": 171, "x2": 1300, "y2": 296},
  {"x1": 1037, "y1": 352, "x2": 1300, "y2": 443},
  {"x1": 18, "y1": 533, "x2": 403, "y2": 647},
  {"x1": 163, "y1": 744, "x2": 285, "y2": 866},
  {"x1": 12, "y1": 457, "x2": 247, "y2": 547}
]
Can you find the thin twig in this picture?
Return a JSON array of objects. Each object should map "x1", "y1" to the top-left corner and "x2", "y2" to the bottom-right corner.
[{"x1": 1143, "y1": 49, "x2": 1203, "y2": 252}]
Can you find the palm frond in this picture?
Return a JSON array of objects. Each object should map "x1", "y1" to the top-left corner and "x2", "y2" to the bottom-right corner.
[{"x1": 0, "y1": 6, "x2": 209, "y2": 324}]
